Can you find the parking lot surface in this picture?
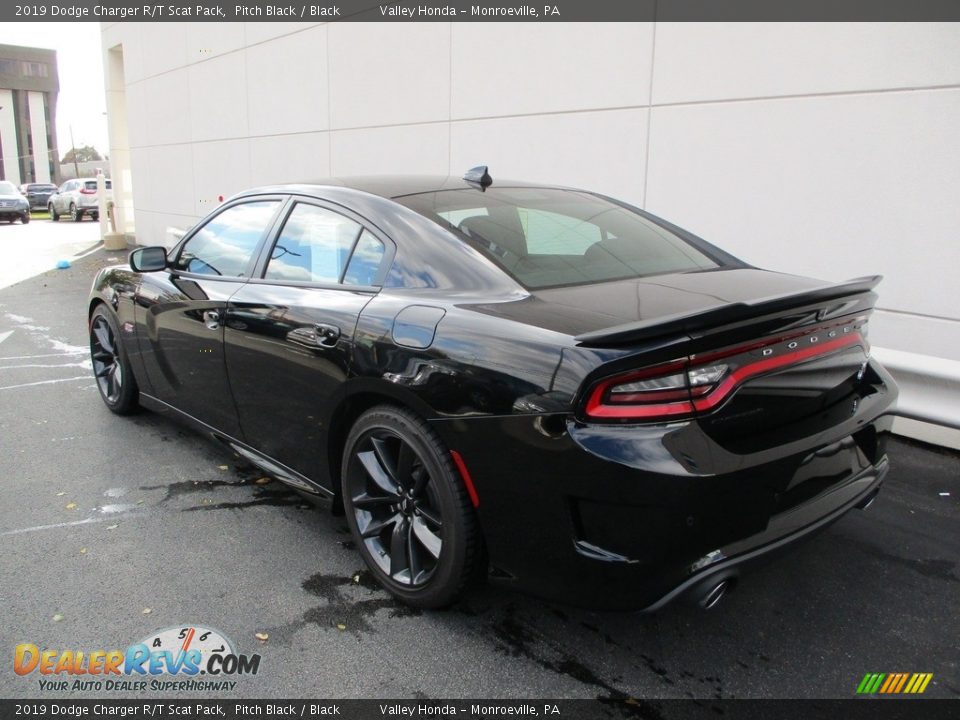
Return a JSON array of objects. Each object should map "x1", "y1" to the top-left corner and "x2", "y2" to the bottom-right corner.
[{"x1": 0, "y1": 230, "x2": 957, "y2": 700}]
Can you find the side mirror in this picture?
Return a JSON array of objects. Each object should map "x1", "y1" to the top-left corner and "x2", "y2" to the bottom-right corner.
[{"x1": 129, "y1": 246, "x2": 168, "y2": 273}]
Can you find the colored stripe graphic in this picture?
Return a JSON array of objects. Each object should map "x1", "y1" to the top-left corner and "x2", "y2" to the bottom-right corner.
[{"x1": 857, "y1": 672, "x2": 932, "y2": 694}]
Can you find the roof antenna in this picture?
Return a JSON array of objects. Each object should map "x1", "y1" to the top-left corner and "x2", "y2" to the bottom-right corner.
[{"x1": 463, "y1": 165, "x2": 492, "y2": 190}]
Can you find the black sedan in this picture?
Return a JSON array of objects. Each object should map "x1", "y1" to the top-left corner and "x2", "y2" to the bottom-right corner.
[
  {"x1": 20, "y1": 182, "x2": 58, "y2": 211},
  {"x1": 87, "y1": 169, "x2": 897, "y2": 610}
]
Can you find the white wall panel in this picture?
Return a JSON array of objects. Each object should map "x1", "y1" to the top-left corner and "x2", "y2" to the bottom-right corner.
[
  {"x1": 137, "y1": 23, "x2": 188, "y2": 79},
  {"x1": 245, "y1": 26, "x2": 328, "y2": 136},
  {"x1": 450, "y1": 109, "x2": 648, "y2": 204},
  {"x1": 244, "y1": 22, "x2": 319, "y2": 46},
  {"x1": 330, "y1": 123, "x2": 448, "y2": 176},
  {"x1": 249, "y1": 132, "x2": 330, "y2": 185},
  {"x1": 451, "y1": 23, "x2": 653, "y2": 119},
  {"x1": 645, "y1": 90, "x2": 960, "y2": 320},
  {"x1": 186, "y1": 22, "x2": 246, "y2": 62},
  {"x1": 188, "y1": 53, "x2": 249, "y2": 142},
  {"x1": 328, "y1": 23, "x2": 450, "y2": 129},
  {"x1": 653, "y1": 22, "x2": 960, "y2": 105},
  {"x1": 139, "y1": 68, "x2": 191, "y2": 147},
  {"x1": 191, "y1": 139, "x2": 251, "y2": 216}
]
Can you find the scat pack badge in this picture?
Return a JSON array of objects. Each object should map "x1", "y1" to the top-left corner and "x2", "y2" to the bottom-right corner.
[{"x1": 14, "y1": 624, "x2": 262, "y2": 692}]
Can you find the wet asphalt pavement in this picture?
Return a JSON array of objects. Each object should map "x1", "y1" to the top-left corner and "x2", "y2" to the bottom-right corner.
[{"x1": 0, "y1": 240, "x2": 957, "y2": 701}]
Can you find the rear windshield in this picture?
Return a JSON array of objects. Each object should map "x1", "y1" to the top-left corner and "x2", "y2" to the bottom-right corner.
[
  {"x1": 27, "y1": 184, "x2": 57, "y2": 191},
  {"x1": 396, "y1": 187, "x2": 719, "y2": 289},
  {"x1": 83, "y1": 180, "x2": 112, "y2": 191}
]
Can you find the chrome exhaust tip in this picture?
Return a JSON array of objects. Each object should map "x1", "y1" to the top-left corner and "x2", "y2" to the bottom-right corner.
[{"x1": 699, "y1": 579, "x2": 731, "y2": 610}]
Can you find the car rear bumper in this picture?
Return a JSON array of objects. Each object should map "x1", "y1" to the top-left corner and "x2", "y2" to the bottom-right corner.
[{"x1": 430, "y1": 364, "x2": 897, "y2": 610}]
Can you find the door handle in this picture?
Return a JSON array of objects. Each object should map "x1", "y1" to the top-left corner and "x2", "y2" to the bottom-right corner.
[
  {"x1": 287, "y1": 323, "x2": 340, "y2": 349},
  {"x1": 203, "y1": 310, "x2": 221, "y2": 329},
  {"x1": 315, "y1": 323, "x2": 340, "y2": 347}
]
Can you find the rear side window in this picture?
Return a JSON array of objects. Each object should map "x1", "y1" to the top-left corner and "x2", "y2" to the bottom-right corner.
[
  {"x1": 264, "y1": 204, "x2": 362, "y2": 283},
  {"x1": 398, "y1": 188, "x2": 720, "y2": 289},
  {"x1": 263, "y1": 203, "x2": 386, "y2": 286},
  {"x1": 177, "y1": 200, "x2": 280, "y2": 277}
]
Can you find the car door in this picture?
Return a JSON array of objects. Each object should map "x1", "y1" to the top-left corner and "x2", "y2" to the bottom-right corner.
[
  {"x1": 223, "y1": 198, "x2": 393, "y2": 484},
  {"x1": 53, "y1": 181, "x2": 70, "y2": 212},
  {"x1": 134, "y1": 197, "x2": 285, "y2": 438}
]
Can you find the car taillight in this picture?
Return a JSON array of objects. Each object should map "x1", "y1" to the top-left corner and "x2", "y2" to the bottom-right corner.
[
  {"x1": 583, "y1": 317, "x2": 868, "y2": 422},
  {"x1": 80, "y1": 187, "x2": 97, "y2": 195}
]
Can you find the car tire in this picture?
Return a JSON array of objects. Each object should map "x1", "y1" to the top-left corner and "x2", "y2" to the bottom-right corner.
[
  {"x1": 342, "y1": 405, "x2": 483, "y2": 609},
  {"x1": 89, "y1": 305, "x2": 139, "y2": 415},
  {"x1": 91, "y1": 214, "x2": 99, "y2": 222},
  {"x1": 49, "y1": 204, "x2": 59, "y2": 222},
  {"x1": 20, "y1": 214, "x2": 29, "y2": 224},
  {"x1": 71, "y1": 203, "x2": 82, "y2": 222}
]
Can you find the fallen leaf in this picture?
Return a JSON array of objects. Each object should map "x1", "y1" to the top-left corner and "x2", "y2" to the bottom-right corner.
[
  {"x1": 254, "y1": 632, "x2": 269, "y2": 642},
  {"x1": 65, "y1": 502, "x2": 77, "y2": 510},
  {"x1": 336, "y1": 623, "x2": 346, "y2": 631},
  {"x1": 52, "y1": 613, "x2": 65, "y2": 623},
  {"x1": 254, "y1": 477, "x2": 271, "y2": 485},
  {"x1": 136, "y1": 500, "x2": 145, "y2": 505},
  {"x1": 79, "y1": 548, "x2": 88, "y2": 555},
  {"x1": 352, "y1": 574, "x2": 361, "y2": 584},
  {"x1": 106, "y1": 524, "x2": 118, "y2": 531},
  {"x1": 142, "y1": 608, "x2": 152, "y2": 615},
  {"x1": 57, "y1": 492, "x2": 66, "y2": 497},
  {"x1": 217, "y1": 465, "x2": 228, "y2": 471}
]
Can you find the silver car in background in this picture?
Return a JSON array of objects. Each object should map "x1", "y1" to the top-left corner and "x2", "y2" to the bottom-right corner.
[{"x1": 49, "y1": 178, "x2": 113, "y2": 222}]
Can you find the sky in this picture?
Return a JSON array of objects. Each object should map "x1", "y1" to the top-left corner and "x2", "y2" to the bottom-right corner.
[{"x1": 0, "y1": 23, "x2": 109, "y2": 160}]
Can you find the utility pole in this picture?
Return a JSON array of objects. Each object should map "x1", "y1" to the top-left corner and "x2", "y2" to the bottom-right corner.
[{"x1": 69, "y1": 124, "x2": 79, "y2": 179}]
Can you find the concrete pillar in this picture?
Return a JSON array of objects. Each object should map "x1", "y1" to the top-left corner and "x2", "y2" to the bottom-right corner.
[
  {"x1": 0, "y1": 89, "x2": 21, "y2": 185},
  {"x1": 27, "y1": 91, "x2": 51, "y2": 183}
]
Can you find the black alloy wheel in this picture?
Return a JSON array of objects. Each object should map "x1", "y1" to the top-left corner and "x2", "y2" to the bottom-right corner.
[
  {"x1": 342, "y1": 406, "x2": 482, "y2": 608},
  {"x1": 89, "y1": 306, "x2": 138, "y2": 414}
]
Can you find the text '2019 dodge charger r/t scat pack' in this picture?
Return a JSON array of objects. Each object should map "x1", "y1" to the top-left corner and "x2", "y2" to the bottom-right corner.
[{"x1": 88, "y1": 168, "x2": 897, "y2": 610}]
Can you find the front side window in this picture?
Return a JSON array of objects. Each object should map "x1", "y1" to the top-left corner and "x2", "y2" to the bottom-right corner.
[
  {"x1": 265, "y1": 203, "x2": 379, "y2": 284},
  {"x1": 398, "y1": 188, "x2": 720, "y2": 289},
  {"x1": 177, "y1": 200, "x2": 280, "y2": 277}
]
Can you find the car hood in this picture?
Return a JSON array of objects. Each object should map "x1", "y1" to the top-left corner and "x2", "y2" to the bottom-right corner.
[{"x1": 466, "y1": 268, "x2": 828, "y2": 338}]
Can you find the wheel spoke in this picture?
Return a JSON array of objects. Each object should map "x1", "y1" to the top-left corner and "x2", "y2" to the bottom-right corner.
[
  {"x1": 94, "y1": 361, "x2": 113, "y2": 378},
  {"x1": 416, "y1": 505, "x2": 442, "y2": 528},
  {"x1": 357, "y1": 450, "x2": 400, "y2": 496},
  {"x1": 360, "y1": 512, "x2": 401, "y2": 539},
  {"x1": 410, "y1": 466, "x2": 429, "y2": 498},
  {"x1": 352, "y1": 492, "x2": 397, "y2": 509},
  {"x1": 411, "y1": 515, "x2": 442, "y2": 559},
  {"x1": 389, "y1": 517, "x2": 410, "y2": 580},
  {"x1": 370, "y1": 436, "x2": 399, "y2": 484},
  {"x1": 407, "y1": 521, "x2": 423, "y2": 583},
  {"x1": 93, "y1": 323, "x2": 114, "y2": 353}
]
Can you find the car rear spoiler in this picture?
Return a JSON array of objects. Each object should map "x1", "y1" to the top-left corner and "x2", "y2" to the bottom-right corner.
[{"x1": 574, "y1": 275, "x2": 882, "y2": 347}]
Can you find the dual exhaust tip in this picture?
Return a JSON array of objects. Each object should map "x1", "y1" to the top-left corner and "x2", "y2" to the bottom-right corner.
[{"x1": 695, "y1": 577, "x2": 736, "y2": 610}]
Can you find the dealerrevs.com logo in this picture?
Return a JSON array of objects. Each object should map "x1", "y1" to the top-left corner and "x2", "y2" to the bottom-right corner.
[{"x1": 14, "y1": 624, "x2": 262, "y2": 692}]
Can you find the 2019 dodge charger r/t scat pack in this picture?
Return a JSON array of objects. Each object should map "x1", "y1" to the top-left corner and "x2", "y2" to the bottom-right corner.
[{"x1": 87, "y1": 169, "x2": 897, "y2": 610}]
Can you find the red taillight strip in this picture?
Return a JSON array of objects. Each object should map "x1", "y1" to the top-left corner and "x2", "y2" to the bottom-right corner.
[
  {"x1": 584, "y1": 360, "x2": 691, "y2": 419},
  {"x1": 691, "y1": 332, "x2": 865, "y2": 412},
  {"x1": 450, "y1": 450, "x2": 480, "y2": 508},
  {"x1": 584, "y1": 329, "x2": 867, "y2": 421}
]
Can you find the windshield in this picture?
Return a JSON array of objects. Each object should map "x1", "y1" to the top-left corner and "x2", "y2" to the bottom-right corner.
[
  {"x1": 396, "y1": 187, "x2": 721, "y2": 289},
  {"x1": 0, "y1": 181, "x2": 18, "y2": 195}
]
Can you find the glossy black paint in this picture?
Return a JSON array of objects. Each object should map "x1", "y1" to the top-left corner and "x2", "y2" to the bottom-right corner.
[{"x1": 88, "y1": 175, "x2": 898, "y2": 610}]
